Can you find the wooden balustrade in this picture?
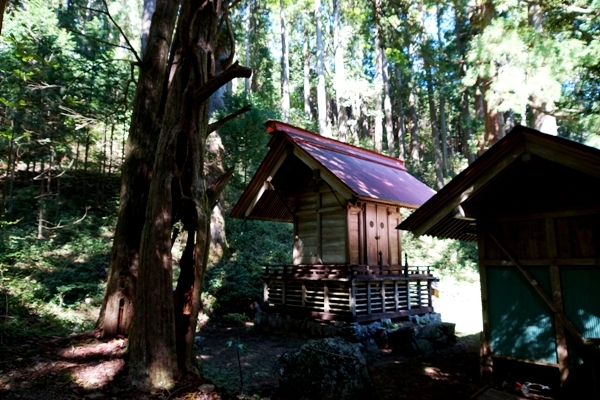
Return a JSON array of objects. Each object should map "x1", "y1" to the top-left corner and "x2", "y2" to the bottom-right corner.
[{"x1": 262, "y1": 264, "x2": 437, "y2": 323}]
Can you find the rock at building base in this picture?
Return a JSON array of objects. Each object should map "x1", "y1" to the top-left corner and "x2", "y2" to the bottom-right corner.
[{"x1": 275, "y1": 337, "x2": 376, "y2": 400}]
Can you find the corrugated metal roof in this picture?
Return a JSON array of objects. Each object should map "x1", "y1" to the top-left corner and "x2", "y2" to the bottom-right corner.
[
  {"x1": 231, "y1": 121, "x2": 436, "y2": 221},
  {"x1": 269, "y1": 121, "x2": 436, "y2": 208},
  {"x1": 398, "y1": 125, "x2": 600, "y2": 241}
]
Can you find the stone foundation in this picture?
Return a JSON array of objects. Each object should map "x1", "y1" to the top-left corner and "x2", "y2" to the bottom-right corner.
[{"x1": 254, "y1": 312, "x2": 456, "y2": 356}]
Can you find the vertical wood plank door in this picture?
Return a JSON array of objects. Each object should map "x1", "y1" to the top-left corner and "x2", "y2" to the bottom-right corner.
[
  {"x1": 365, "y1": 203, "x2": 379, "y2": 265},
  {"x1": 388, "y1": 209, "x2": 401, "y2": 265},
  {"x1": 377, "y1": 205, "x2": 389, "y2": 265},
  {"x1": 347, "y1": 209, "x2": 361, "y2": 264}
]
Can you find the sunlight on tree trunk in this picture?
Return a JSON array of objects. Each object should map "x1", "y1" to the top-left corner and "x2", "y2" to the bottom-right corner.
[
  {"x1": 280, "y1": 0, "x2": 290, "y2": 122},
  {"x1": 315, "y1": 0, "x2": 328, "y2": 136},
  {"x1": 96, "y1": 0, "x2": 180, "y2": 338}
]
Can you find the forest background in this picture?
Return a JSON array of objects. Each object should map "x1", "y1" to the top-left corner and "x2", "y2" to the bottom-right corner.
[{"x1": 0, "y1": 0, "x2": 599, "y2": 342}]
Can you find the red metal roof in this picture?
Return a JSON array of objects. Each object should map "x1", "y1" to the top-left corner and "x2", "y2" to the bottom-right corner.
[{"x1": 266, "y1": 121, "x2": 435, "y2": 208}]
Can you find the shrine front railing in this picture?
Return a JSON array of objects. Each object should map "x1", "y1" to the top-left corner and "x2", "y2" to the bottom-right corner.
[{"x1": 262, "y1": 264, "x2": 437, "y2": 323}]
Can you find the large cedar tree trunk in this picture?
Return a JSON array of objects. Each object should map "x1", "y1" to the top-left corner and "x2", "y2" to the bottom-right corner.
[
  {"x1": 96, "y1": 0, "x2": 180, "y2": 337},
  {"x1": 127, "y1": 0, "x2": 251, "y2": 388}
]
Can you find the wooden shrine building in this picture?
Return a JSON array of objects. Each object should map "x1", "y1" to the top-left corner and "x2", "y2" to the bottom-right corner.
[
  {"x1": 399, "y1": 125, "x2": 600, "y2": 393},
  {"x1": 231, "y1": 120, "x2": 437, "y2": 323}
]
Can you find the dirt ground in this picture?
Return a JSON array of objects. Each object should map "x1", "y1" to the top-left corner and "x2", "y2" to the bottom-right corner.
[
  {"x1": 0, "y1": 318, "x2": 486, "y2": 400},
  {"x1": 198, "y1": 319, "x2": 483, "y2": 399}
]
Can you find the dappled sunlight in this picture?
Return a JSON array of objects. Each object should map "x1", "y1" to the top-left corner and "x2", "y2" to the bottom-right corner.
[
  {"x1": 58, "y1": 338, "x2": 127, "y2": 360},
  {"x1": 295, "y1": 139, "x2": 435, "y2": 205},
  {"x1": 423, "y1": 366, "x2": 451, "y2": 380},
  {"x1": 70, "y1": 359, "x2": 125, "y2": 389}
]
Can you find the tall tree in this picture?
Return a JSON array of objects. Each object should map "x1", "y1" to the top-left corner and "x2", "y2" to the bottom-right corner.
[
  {"x1": 126, "y1": 0, "x2": 251, "y2": 388},
  {"x1": 382, "y1": 52, "x2": 395, "y2": 157},
  {"x1": 280, "y1": 0, "x2": 290, "y2": 121},
  {"x1": 395, "y1": 66, "x2": 406, "y2": 160},
  {"x1": 454, "y1": 0, "x2": 474, "y2": 163},
  {"x1": 333, "y1": 0, "x2": 348, "y2": 141},
  {"x1": 96, "y1": 0, "x2": 180, "y2": 338},
  {"x1": 141, "y1": 0, "x2": 156, "y2": 57},
  {"x1": 372, "y1": 0, "x2": 383, "y2": 152},
  {"x1": 436, "y1": 6, "x2": 450, "y2": 173},
  {"x1": 528, "y1": 0, "x2": 558, "y2": 135},
  {"x1": 303, "y1": 12, "x2": 312, "y2": 119},
  {"x1": 315, "y1": 0, "x2": 328, "y2": 136}
]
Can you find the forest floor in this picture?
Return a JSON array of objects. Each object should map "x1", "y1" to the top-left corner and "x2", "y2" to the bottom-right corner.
[{"x1": 0, "y1": 317, "x2": 486, "y2": 400}]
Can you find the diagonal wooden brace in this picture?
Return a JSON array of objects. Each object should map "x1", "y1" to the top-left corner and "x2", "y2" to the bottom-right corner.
[{"x1": 486, "y1": 230, "x2": 586, "y2": 348}]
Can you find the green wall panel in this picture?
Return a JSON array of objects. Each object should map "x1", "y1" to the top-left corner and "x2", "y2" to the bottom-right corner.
[
  {"x1": 561, "y1": 267, "x2": 600, "y2": 340},
  {"x1": 487, "y1": 266, "x2": 557, "y2": 363}
]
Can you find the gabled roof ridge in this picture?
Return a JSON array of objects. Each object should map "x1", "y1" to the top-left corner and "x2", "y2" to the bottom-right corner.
[
  {"x1": 292, "y1": 137, "x2": 407, "y2": 172},
  {"x1": 266, "y1": 120, "x2": 406, "y2": 169},
  {"x1": 399, "y1": 124, "x2": 600, "y2": 236}
]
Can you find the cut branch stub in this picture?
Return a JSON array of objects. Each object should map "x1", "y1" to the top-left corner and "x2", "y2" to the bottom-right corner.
[
  {"x1": 195, "y1": 61, "x2": 252, "y2": 104},
  {"x1": 208, "y1": 166, "x2": 235, "y2": 208},
  {"x1": 208, "y1": 104, "x2": 252, "y2": 134}
]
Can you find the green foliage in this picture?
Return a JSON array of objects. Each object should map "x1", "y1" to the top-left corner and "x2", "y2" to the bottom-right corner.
[
  {"x1": 401, "y1": 213, "x2": 478, "y2": 282},
  {"x1": 0, "y1": 174, "x2": 117, "y2": 339},
  {"x1": 204, "y1": 218, "x2": 292, "y2": 314}
]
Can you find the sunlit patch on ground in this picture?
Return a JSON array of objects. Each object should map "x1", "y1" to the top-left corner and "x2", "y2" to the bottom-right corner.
[
  {"x1": 70, "y1": 358, "x2": 125, "y2": 389},
  {"x1": 58, "y1": 338, "x2": 127, "y2": 360},
  {"x1": 423, "y1": 366, "x2": 451, "y2": 380}
]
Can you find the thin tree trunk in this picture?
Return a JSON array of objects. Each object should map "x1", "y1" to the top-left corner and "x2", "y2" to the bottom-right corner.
[
  {"x1": 382, "y1": 53, "x2": 395, "y2": 157},
  {"x1": 303, "y1": 15, "x2": 312, "y2": 119},
  {"x1": 425, "y1": 60, "x2": 444, "y2": 190},
  {"x1": 37, "y1": 179, "x2": 44, "y2": 239},
  {"x1": 245, "y1": 0, "x2": 251, "y2": 97},
  {"x1": 333, "y1": 0, "x2": 348, "y2": 142},
  {"x1": 108, "y1": 118, "x2": 115, "y2": 175},
  {"x1": 4, "y1": 115, "x2": 16, "y2": 214},
  {"x1": 455, "y1": 3, "x2": 474, "y2": 163},
  {"x1": 0, "y1": 0, "x2": 8, "y2": 36},
  {"x1": 315, "y1": 0, "x2": 328, "y2": 136},
  {"x1": 436, "y1": 7, "x2": 449, "y2": 173},
  {"x1": 439, "y1": 94, "x2": 449, "y2": 173},
  {"x1": 409, "y1": 89, "x2": 419, "y2": 162},
  {"x1": 395, "y1": 66, "x2": 406, "y2": 160},
  {"x1": 280, "y1": 0, "x2": 290, "y2": 122},
  {"x1": 373, "y1": 0, "x2": 383, "y2": 152},
  {"x1": 83, "y1": 129, "x2": 90, "y2": 197}
]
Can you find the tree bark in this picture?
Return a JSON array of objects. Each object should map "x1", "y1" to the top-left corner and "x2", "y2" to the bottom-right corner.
[
  {"x1": 382, "y1": 53, "x2": 395, "y2": 157},
  {"x1": 127, "y1": 0, "x2": 252, "y2": 387},
  {"x1": 425, "y1": 59, "x2": 444, "y2": 190},
  {"x1": 333, "y1": 0, "x2": 348, "y2": 142},
  {"x1": 141, "y1": 0, "x2": 156, "y2": 57},
  {"x1": 245, "y1": 0, "x2": 251, "y2": 96},
  {"x1": 408, "y1": 88, "x2": 419, "y2": 162},
  {"x1": 455, "y1": 3, "x2": 475, "y2": 163},
  {"x1": 528, "y1": 0, "x2": 558, "y2": 135},
  {"x1": 439, "y1": 94, "x2": 449, "y2": 172},
  {"x1": 0, "y1": 0, "x2": 8, "y2": 36},
  {"x1": 96, "y1": 0, "x2": 181, "y2": 338},
  {"x1": 394, "y1": 67, "x2": 406, "y2": 160},
  {"x1": 280, "y1": 0, "x2": 290, "y2": 121},
  {"x1": 315, "y1": 0, "x2": 328, "y2": 136},
  {"x1": 373, "y1": 0, "x2": 383, "y2": 153},
  {"x1": 303, "y1": 15, "x2": 312, "y2": 119},
  {"x1": 436, "y1": 8, "x2": 449, "y2": 173}
]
